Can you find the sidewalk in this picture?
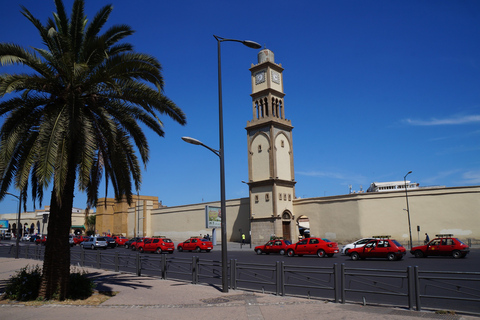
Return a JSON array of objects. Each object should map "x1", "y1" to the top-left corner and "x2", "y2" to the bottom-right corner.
[{"x1": 0, "y1": 257, "x2": 476, "y2": 320}]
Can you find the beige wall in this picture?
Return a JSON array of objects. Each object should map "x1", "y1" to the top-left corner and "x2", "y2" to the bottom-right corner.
[
  {"x1": 293, "y1": 186, "x2": 480, "y2": 245},
  {"x1": 129, "y1": 198, "x2": 251, "y2": 243}
]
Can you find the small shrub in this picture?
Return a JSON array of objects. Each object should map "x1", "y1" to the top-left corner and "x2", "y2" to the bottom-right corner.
[
  {"x1": 67, "y1": 267, "x2": 95, "y2": 300},
  {"x1": 4, "y1": 265, "x2": 42, "y2": 301},
  {"x1": 3, "y1": 265, "x2": 95, "y2": 301}
]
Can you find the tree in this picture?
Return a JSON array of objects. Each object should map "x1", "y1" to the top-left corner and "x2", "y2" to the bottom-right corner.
[{"x1": 0, "y1": 0, "x2": 186, "y2": 299}]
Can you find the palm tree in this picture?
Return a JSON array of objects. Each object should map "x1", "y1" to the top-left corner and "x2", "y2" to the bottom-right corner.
[{"x1": 0, "y1": 0, "x2": 186, "y2": 299}]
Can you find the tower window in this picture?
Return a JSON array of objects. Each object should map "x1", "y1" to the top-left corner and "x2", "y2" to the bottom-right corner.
[
  {"x1": 265, "y1": 193, "x2": 270, "y2": 201},
  {"x1": 283, "y1": 194, "x2": 287, "y2": 201},
  {"x1": 279, "y1": 193, "x2": 282, "y2": 200},
  {"x1": 288, "y1": 194, "x2": 291, "y2": 201},
  {"x1": 258, "y1": 144, "x2": 262, "y2": 153},
  {"x1": 281, "y1": 140, "x2": 284, "y2": 148},
  {"x1": 255, "y1": 195, "x2": 259, "y2": 203}
]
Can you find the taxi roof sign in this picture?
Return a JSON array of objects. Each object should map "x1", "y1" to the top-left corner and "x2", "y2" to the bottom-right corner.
[
  {"x1": 372, "y1": 235, "x2": 391, "y2": 239},
  {"x1": 435, "y1": 234, "x2": 454, "y2": 238}
]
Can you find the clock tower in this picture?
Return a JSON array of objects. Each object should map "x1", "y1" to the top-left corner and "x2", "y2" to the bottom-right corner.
[{"x1": 246, "y1": 49, "x2": 297, "y2": 243}]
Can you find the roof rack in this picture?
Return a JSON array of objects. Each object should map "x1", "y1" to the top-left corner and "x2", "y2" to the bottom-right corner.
[
  {"x1": 435, "y1": 234, "x2": 454, "y2": 238},
  {"x1": 372, "y1": 235, "x2": 391, "y2": 239},
  {"x1": 151, "y1": 236, "x2": 166, "y2": 238}
]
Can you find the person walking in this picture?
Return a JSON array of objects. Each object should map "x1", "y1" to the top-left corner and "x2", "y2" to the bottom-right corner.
[
  {"x1": 424, "y1": 233, "x2": 430, "y2": 244},
  {"x1": 242, "y1": 233, "x2": 246, "y2": 246}
]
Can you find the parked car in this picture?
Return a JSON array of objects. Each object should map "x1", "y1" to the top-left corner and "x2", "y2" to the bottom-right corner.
[
  {"x1": 348, "y1": 237, "x2": 406, "y2": 261},
  {"x1": 130, "y1": 238, "x2": 146, "y2": 251},
  {"x1": 341, "y1": 238, "x2": 375, "y2": 255},
  {"x1": 81, "y1": 236, "x2": 108, "y2": 250},
  {"x1": 73, "y1": 235, "x2": 89, "y2": 245},
  {"x1": 286, "y1": 237, "x2": 339, "y2": 258},
  {"x1": 177, "y1": 237, "x2": 213, "y2": 253},
  {"x1": 410, "y1": 234, "x2": 469, "y2": 259},
  {"x1": 21, "y1": 234, "x2": 32, "y2": 242},
  {"x1": 113, "y1": 236, "x2": 129, "y2": 246},
  {"x1": 124, "y1": 237, "x2": 142, "y2": 249},
  {"x1": 35, "y1": 235, "x2": 47, "y2": 245},
  {"x1": 1, "y1": 232, "x2": 12, "y2": 240},
  {"x1": 104, "y1": 236, "x2": 117, "y2": 248},
  {"x1": 137, "y1": 237, "x2": 175, "y2": 254},
  {"x1": 255, "y1": 239, "x2": 291, "y2": 255}
]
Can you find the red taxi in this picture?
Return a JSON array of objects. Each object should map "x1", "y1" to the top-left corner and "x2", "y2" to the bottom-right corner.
[
  {"x1": 348, "y1": 237, "x2": 406, "y2": 261},
  {"x1": 130, "y1": 237, "x2": 146, "y2": 251},
  {"x1": 73, "y1": 235, "x2": 89, "y2": 245},
  {"x1": 177, "y1": 237, "x2": 213, "y2": 253},
  {"x1": 410, "y1": 234, "x2": 469, "y2": 259},
  {"x1": 285, "y1": 237, "x2": 339, "y2": 258},
  {"x1": 35, "y1": 235, "x2": 47, "y2": 245},
  {"x1": 113, "y1": 236, "x2": 129, "y2": 246},
  {"x1": 137, "y1": 237, "x2": 175, "y2": 254},
  {"x1": 255, "y1": 239, "x2": 291, "y2": 255}
]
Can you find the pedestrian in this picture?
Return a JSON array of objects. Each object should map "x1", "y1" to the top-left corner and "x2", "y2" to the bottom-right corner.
[
  {"x1": 242, "y1": 233, "x2": 245, "y2": 245},
  {"x1": 424, "y1": 233, "x2": 430, "y2": 244}
]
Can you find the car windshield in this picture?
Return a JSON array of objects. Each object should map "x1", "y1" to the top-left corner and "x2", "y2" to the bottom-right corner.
[
  {"x1": 455, "y1": 238, "x2": 465, "y2": 245},
  {"x1": 164, "y1": 239, "x2": 172, "y2": 243},
  {"x1": 322, "y1": 239, "x2": 331, "y2": 242},
  {"x1": 392, "y1": 240, "x2": 403, "y2": 247},
  {"x1": 96, "y1": 237, "x2": 106, "y2": 241},
  {"x1": 285, "y1": 240, "x2": 292, "y2": 245}
]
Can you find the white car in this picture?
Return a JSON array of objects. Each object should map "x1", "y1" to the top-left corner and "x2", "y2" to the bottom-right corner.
[
  {"x1": 21, "y1": 234, "x2": 31, "y2": 241},
  {"x1": 341, "y1": 238, "x2": 374, "y2": 255}
]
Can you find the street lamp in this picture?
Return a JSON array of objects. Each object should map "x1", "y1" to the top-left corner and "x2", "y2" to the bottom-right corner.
[
  {"x1": 404, "y1": 171, "x2": 413, "y2": 249},
  {"x1": 182, "y1": 34, "x2": 261, "y2": 294}
]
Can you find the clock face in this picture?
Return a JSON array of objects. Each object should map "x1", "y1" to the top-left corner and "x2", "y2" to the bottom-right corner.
[
  {"x1": 272, "y1": 71, "x2": 280, "y2": 84},
  {"x1": 255, "y1": 71, "x2": 265, "y2": 85}
]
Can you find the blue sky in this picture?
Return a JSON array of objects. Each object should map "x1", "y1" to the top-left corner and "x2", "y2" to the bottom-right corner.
[{"x1": 1, "y1": 0, "x2": 479, "y2": 214}]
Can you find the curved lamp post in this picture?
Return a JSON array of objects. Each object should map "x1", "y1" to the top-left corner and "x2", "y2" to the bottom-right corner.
[
  {"x1": 182, "y1": 34, "x2": 261, "y2": 294},
  {"x1": 404, "y1": 171, "x2": 413, "y2": 249}
]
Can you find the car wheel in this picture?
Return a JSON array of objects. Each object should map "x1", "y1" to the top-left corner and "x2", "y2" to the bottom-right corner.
[
  {"x1": 195, "y1": 247, "x2": 201, "y2": 253},
  {"x1": 155, "y1": 248, "x2": 162, "y2": 254},
  {"x1": 287, "y1": 249, "x2": 295, "y2": 257},
  {"x1": 452, "y1": 250, "x2": 462, "y2": 259},
  {"x1": 91, "y1": 244, "x2": 95, "y2": 250},
  {"x1": 139, "y1": 247, "x2": 144, "y2": 253},
  {"x1": 125, "y1": 244, "x2": 129, "y2": 249},
  {"x1": 414, "y1": 250, "x2": 424, "y2": 258},
  {"x1": 279, "y1": 249, "x2": 285, "y2": 255},
  {"x1": 387, "y1": 253, "x2": 396, "y2": 261},
  {"x1": 351, "y1": 252, "x2": 360, "y2": 261},
  {"x1": 255, "y1": 249, "x2": 263, "y2": 255},
  {"x1": 344, "y1": 248, "x2": 349, "y2": 255},
  {"x1": 178, "y1": 246, "x2": 183, "y2": 252},
  {"x1": 317, "y1": 249, "x2": 326, "y2": 258}
]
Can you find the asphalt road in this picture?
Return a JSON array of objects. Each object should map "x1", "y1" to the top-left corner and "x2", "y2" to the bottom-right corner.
[{"x1": 3, "y1": 241, "x2": 479, "y2": 314}]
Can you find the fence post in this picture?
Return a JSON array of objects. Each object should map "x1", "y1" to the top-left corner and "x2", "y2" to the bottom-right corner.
[
  {"x1": 161, "y1": 254, "x2": 167, "y2": 280},
  {"x1": 96, "y1": 250, "x2": 101, "y2": 269},
  {"x1": 230, "y1": 259, "x2": 237, "y2": 290},
  {"x1": 114, "y1": 252, "x2": 119, "y2": 272},
  {"x1": 136, "y1": 252, "x2": 141, "y2": 276},
  {"x1": 192, "y1": 256, "x2": 198, "y2": 284},
  {"x1": 340, "y1": 263, "x2": 346, "y2": 304},
  {"x1": 276, "y1": 261, "x2": 285, "y2": 296},
  {"x1": 333, "y1": 263, "x2": 339, "y2": 303},
  {"x1": 80, "y1": 249, "x2": 85, "y2": 266},
  {"x1": 414, "y1": 266, "x2": 421, "y2": 311},
  {"x1": 407, "y1": 266, "x2": 414, "y2": 310}
]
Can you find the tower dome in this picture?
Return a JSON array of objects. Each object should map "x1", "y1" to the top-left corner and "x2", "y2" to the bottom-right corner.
[{"x1": 258, "y1": 49, "x2": 274, "y2": 64}]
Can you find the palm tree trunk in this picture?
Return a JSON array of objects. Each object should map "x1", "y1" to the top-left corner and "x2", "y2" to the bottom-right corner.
[{"x1": 38, "y1": 163, "x2": 76, "y2": 300}]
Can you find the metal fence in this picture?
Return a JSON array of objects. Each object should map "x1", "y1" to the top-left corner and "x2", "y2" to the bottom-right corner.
[{"x1": 3, "y1": 245, "x2": 479, "y2": 315}]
